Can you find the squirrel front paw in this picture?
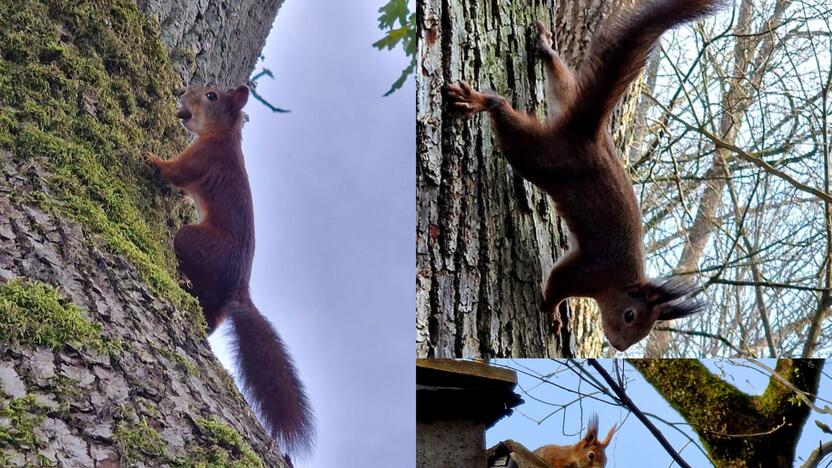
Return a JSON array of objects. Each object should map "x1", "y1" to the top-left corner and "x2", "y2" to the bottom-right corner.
[
  {"x1": 534, "y1": 20, "x2": 556, "y2": 59},
  {"x1": 145, "y1": 152, "x2": 163, "y2": 170},
  {"x1": 445, "y1": 81, "x2": 493, "y2": 116},
  {"x1": 544, "y1": 296, "x2": 563, "y2": 334},
  {"x1": 549, "y1": 310, "x2": 562, "y2": 335}
]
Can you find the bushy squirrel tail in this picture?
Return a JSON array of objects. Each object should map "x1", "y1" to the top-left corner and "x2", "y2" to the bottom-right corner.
[
  {"x1": 226, "y1": 298, "x2": 315, "y2": 457},
  {"x1": 568, "y1": 0, "x2": 722, "y2": 134}
]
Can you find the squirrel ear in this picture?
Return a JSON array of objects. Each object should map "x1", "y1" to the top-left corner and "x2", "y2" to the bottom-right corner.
[
  {"x1": 626, "y1": 283, "x2": 649, "y2": 300},
  {"x1": 601, "y1": 424, "x2": 617, "y2": 447},
  {"x1": 657, "y1": 298, "x2": 705, "y2": 321},
  {"x1": 230, "y1": 85, "x2": 249, "y2": 110},
  {"x1": 645, "y1": 277, "x2": 699, "y2": 306},
  {"x1": 647, "y1": 278, "x2": 705, "y2": 321}
]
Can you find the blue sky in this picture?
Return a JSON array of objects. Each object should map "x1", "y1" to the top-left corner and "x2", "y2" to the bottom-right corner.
[
  {"x1": 205, "y1": 1, "x2": 415, "y2": 466},
  {"x1": 487, "y1": 360, "x2": 832, "y2": 467}
]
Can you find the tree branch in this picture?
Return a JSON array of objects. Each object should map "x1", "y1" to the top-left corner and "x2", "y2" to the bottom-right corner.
[
  {"x1": 652, "y1": 326, "x2": 747, "y2": 356},
  {"x1": 800, "y1": 440, "x2": 832, "y2": 468},
  {"x1": 586, "y1": 360, "x2": 691, "y2": 468}
]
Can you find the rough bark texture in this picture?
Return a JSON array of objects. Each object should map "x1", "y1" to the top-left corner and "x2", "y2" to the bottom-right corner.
[
  {"x1": 416, "y1": 0, "x2": 639, "y2": 358},
  {"x1": 0, "y1": 0, "x2": 286, "y2": 465},
  {"x1": 631, "y1": 359, "x2": 822, "y2": 467},
  {"x1": 138, "y1": 0, "x2": 282, "y2": 87}
]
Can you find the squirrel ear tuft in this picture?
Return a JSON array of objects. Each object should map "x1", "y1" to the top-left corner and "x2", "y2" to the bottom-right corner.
[
  {"x1": 645, "y1": 277, "x2": 700, "y2": 306},
  {"x1": 657, "y1": 298, "x2": 705, "y2": 321},
  {"x1": 582, "y1": 414, "x2": 599, "y2": 445},
  {"x1": 231, "y1": 85, "x2": 249, "y2": 110},
  {"x1": 645, "y1": 277, "x2": 705, "y2": 321}
]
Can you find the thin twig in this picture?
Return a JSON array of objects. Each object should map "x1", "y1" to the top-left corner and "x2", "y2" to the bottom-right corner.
[
  {"x1": 587, "y1": 360, "x2": 692, "y2": 468},
  {"x1": 706, "y1": 278, "x2": 832, "y2": 293},
  {"x1": 653, "y1": 326, "x2": 747, "y2": 356}
]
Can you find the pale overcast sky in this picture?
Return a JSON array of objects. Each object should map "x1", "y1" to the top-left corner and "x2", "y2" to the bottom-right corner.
[{"x1": 207, "y1": 1, "x2": 415, "y2": 466}]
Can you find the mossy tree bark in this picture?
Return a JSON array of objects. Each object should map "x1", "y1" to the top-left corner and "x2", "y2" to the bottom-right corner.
[
  {"x1": 631, "y1": 359, "x2": 823, "y2": 467},
  {"x1": 0, "y1": 0, "x2": 288, "y2": 466},
  {"x1": 416, "y1": 0, "x2": 642, "y2": 358}
]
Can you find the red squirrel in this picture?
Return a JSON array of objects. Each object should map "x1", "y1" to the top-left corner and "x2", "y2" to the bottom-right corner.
[
  {"x1": 533, "y1": 415, "x2": 617, "y2": 468},
  {"x1": 446, "y1": 0, "x2": 720, "y2": 351},
  {"x1": 147, "y1": 85, "x2": 314, "y2": 456}
]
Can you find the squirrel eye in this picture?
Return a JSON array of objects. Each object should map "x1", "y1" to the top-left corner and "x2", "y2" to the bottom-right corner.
[
  {"x1": 624, "y1": 309, "x2": 635, "y2": 324},
  {"x1": 206, "y1": 92, "x2": 218, "y2": 101},
  {"x1": 587, "y1": 452, "x2": 595, "y2": 460}
]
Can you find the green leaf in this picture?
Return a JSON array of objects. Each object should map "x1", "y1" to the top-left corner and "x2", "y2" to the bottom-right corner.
[
  {"x1": 374, "y1": 1, "x2": 415, "y2": 96},
  {"x1": 383, "y1": 58, "x2": 415, "y2": 97}
]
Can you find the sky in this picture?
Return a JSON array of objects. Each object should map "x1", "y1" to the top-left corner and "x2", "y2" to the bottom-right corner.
[
  {"x1": 205, "y1": 1, "x2": 416, "y2": 466},
  {"x1": 486, "y1": 359, "x2": 832, "y2": 467}
]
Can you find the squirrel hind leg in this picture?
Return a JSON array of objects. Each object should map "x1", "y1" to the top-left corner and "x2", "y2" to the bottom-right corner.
[
  {"x1": 542, "y1": 246, "x2": 585, "y2": 326},
  {"x1": 174, "y1": 225, "x2": 236, "y2": 318},
  {"x1": 533, "y1": 20, "x2": 577, "y2": 121},
  {"x1": 203, "y1": 307, "x2": 226, "y2": 334}
]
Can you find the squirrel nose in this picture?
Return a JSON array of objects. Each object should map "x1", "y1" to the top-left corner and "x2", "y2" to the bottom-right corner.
[{"x1": 611, "y1": 341, "x2": 629, "y2": 352}]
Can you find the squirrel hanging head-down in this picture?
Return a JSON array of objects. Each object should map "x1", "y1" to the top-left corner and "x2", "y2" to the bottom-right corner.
[
  {"x1": 533, "y1": 414, "x2": 617, "y2": 468},
  {"x1": 446, "y1": 0, "x2": 720, "y2": 352}
]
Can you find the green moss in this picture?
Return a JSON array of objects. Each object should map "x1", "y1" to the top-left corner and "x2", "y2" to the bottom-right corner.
[
  {"x1": 113, "y1": 416, "x2": 265, "y2": 467},
  {"x1": 114, "y1": 417, "x2": 168, "y2": 463},
  {"x1": 46, "y1": 375, "x2": 84, "y2": 417},
  {"x1": 0, "y1": 0, "x2": 205, "y2": 334},
  {"x1": 632, "y1": 359, "x2": 821, "y2": 467},
  {"x1": 0, "y1": 395, "x2": 47, "y2": 452},
  {"x1": 0, "y1": 278, "x2": 119, "y2": 355},
  {"x1": 175, "y1": 418, "x2": 264, "y2": 468}
]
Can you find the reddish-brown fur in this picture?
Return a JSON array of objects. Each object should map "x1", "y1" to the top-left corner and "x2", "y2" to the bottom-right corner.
[
  {"x1": 148, "y1": 85, "x2": 314, "y2": 456},
  {"x1": 446, "y1": 0, "x2": 720, "y2": 351},
  {"x1": 533, "y1": 415, "x2": 617, "y2": 468}
]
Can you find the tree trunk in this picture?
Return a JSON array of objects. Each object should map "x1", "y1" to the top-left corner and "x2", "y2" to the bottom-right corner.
[
  {"x1": 138, "y1": 0, "x2": 281, "y2": 86},
  {"x1": 0, "y1": 0, "x2": 287, "y2": 466},
  {"x1": 416, "y1": 0, "x2": 640, "y2": 358},
  {"x1": 631, "y1": 359, "x2": 822, "y2": 467}
]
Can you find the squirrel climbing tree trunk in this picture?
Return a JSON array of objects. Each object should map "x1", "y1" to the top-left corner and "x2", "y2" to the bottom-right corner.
[
  {"x1": 416, "y1": 0, "x2": 643, "y2": 358},
  {"x1": 0, "y1": 0, "x2": 289, "y2": 465}
]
